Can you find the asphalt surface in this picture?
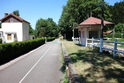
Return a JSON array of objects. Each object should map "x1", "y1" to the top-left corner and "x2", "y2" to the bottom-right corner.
[{"x1": 0, "y1": 39, "x2": 63, "y2": 83}]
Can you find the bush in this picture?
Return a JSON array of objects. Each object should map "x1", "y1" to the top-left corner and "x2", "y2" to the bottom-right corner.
[
  {"x1": 114, "y1": 33, "x2": 122, "y2": 38},
  {"x1": 0, "y1": 38, "x2": 2, "y2": 44},
  {"x1": 0, "y1": 37, "x2": 56, "y2": 65},
  {"x1": 115, "y1": 23, "x2": 124, "y2": 33},
  {"x1": 0, "y1": 38, "x2": 45, "y2": 65},
  {"x1": 105, "y1": 33, "x2": 122, "y2": 38},
  {"x1": 47, "y1": 37, "x2": 55, "y2": 42},
  {"x1": 104, "y1": 34, "x2": 113, "y2": 38}
]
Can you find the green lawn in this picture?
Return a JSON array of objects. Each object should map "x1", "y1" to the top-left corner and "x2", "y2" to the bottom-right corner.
[
  {"x1": 109, "y1": 38, "x2": 124, "y2": 42},
  {"x1": 104, "y1": 43, "x2": 124, "y2": 49},
  {"x1": 63, "y1": 40, "x2": 124, "y2": 83}
]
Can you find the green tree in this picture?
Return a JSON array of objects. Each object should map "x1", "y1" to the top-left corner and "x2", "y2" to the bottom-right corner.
[
  {"x1": 115, "y1": 23, "x2": 124, "y2": 32},
  {"x1": 110, "y1": 1, "x2": 124, "y2": 24},
  {"x1": 13, "y1": 10, "x2": 20, "y2": 16},
  {"x1": 35, "y1": 18, "x2": 47, "y2": 37},
  {"x1": 29, "y1": 25, "x2": 35, "y2": 35},
  {"x1": 59, "y1": 0, "x2": 112, "y2": 39},
  {"x1": 35, "y1": 18, "x2": 59, "y2": 37}
]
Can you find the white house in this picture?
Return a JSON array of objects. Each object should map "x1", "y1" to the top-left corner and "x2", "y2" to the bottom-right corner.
[
  {"x1": 78, "y1": 17, "x2": 113, "y2": 46},
  {"x1": 0, "y1": 13, "x2": 30, "y2": 43}
]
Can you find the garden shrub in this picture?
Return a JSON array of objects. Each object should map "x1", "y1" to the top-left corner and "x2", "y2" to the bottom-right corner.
[
  {"x1": 105, "y1": 33, "x2": 122, "y2": 38},
  {"x1": 0, "y1": 38, "x2": 2, "y2": 44},
  {"x1": 104, "y1": 34, "x2": 113, "y2": 38},
  {"x1": 0, "y1": 38, "x2": 45, "y2": 65},
  {"x1": 47, "y1": 37, "x2": 55, "y2": 42},
  {"x1": 0, "y1": 37, "x2": 55, "y2": 65}
]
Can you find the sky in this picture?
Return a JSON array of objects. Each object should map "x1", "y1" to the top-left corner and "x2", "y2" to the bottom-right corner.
[{"x1": 0, "y1": 0, "x2": 122, "y2": 29}]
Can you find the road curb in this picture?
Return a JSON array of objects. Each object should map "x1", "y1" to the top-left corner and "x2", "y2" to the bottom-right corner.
[{"x1": 61, "y1": 41, "x2": 80, "y2": 83}]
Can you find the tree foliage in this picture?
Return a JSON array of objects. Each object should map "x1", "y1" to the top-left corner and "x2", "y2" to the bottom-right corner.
[
  {"x1": 110, "y1": 1, "x2": 124, "y2": 24},
  {"x1": 35, "y1": 18, "x2": 59, "y2": 37},
  {"x1": 114, "y1": 23, "x2": 124, "y2": 32},
  {"x1": 29, "y1": 25, "x2": 35, "y2": 35},
  {"x1": 13, "y1": 10, "x2": 20, "y2": 16},
  {"x1": 59, "y1": 0, "x2": 112, "y2": 39}
]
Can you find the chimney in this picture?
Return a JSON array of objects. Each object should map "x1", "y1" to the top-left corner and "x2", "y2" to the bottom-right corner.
[{"x1": 4, "y1": 13, "x2": 8, "y2": 17}]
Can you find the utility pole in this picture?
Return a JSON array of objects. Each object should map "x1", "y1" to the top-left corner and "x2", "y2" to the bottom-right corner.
[
  {"x1": 100, "y1": 0, "x2": 104, "y2": 39},
  {"x1": 73, "y1": 23, "x2": 74, "y2": 38},
  {"x1": 72, "y1": 23, "x2": 75, "y2": 41},
  {"x1": 100, "y1": 0, "x2": 104, "y2": 52}
]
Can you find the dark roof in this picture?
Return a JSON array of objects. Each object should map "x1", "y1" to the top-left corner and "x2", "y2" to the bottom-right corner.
[
  {"x1": 0, "y1": 13, "x2": 30, "y2": 24},
  {"x1": 79, "y1": 17, "x2": 113, "y2": 26}
]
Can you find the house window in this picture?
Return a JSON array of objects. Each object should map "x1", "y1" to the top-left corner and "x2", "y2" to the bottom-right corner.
[
  {"x1": 7, "y1": 34, "x2": 12, "y2": 40},
  {"x1": 89, "y1": 31, "x2": 98, "y2": 38},
  {"x1": 10, "y1": 19, "x2": 14, "y2": 22}
]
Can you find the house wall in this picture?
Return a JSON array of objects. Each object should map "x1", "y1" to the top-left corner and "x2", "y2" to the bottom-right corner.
[
  {"x1": 0, "y1": 29, "x2": 2, "y2": 38},
  {"x1": 22, "y1": 22, "x2": 29, "y2": 41},
  {"x1": 78, "y1": 25, "x2": 101, "y2": 46},
  {"x1": 2, "y1": 23, "x2": 23, "y2": 43},
  {"x1": 80, "y1": 28, "x2": 87, "y2": 46},
  {"x1": 87, "y1": 26, "x2": 100, "y2": 39}
]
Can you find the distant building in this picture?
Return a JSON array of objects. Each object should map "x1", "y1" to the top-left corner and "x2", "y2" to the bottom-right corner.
[
  {"x1": 78, "y1": 17, "x2": 113, "y2": 46},
  {"x1": 0, "y1": 13, "x2": 30, "y2": 43}
]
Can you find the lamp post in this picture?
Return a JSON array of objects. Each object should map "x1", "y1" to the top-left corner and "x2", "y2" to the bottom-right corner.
[{"x1": 100, "y1": 0, "x2": 104, "y2": 52}]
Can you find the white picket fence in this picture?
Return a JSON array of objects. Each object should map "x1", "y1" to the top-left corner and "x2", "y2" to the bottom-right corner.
[
  {"x1": 86, "y1": 38, "x2": 100, "y2": 47},
  {"x1": 72, "y1": 37, "x2": 81, "y2": 44},
  {"x1": 87, "y1": 38, "x2": 124, "y2": 57}
]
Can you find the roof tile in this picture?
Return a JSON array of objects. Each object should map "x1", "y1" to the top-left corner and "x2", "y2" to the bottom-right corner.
[
  {"x1": 0, "y1": 13, "x2": 30, "y2": 24},
  {"x1": 79, "y1": 17, "x2": 113, "y2": 26}
]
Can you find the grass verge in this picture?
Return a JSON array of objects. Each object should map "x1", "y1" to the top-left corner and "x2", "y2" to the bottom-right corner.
[
  {"x1": 60, "y1": 41, "x2": 69, "y2": 83},
  {"x1": 63, "y1": 40, "x2": 124, "y2": 83},
  {"x1": 109, "y1": 38, "x2": 124, "y2": 42}
]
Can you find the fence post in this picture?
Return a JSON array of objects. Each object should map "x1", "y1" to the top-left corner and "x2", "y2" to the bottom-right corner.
[
  {"x1": 113, "y1": 39, "x2": 117, "y2": 57},
  {"x1": 79, "y1": 37, "x2": 81, "y2": 44},
  {"x1": 92, "y1": 37, "x2": 94, "y2": 47},
  {"x1": 86, "y1": 38, "x2": 87, "y2": 47},
  {"x1": 100, "y1": 38, "x2": 103, "y2": 53}
]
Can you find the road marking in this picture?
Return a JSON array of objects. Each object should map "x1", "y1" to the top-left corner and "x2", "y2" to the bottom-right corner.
[{"x1": 19, "y1": 46, "x2": 51, "y2": 83}]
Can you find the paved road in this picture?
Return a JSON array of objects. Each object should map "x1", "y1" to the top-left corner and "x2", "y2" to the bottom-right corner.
[{"x1": 0, "y1": 39, "x2": 63, "y2": 83}]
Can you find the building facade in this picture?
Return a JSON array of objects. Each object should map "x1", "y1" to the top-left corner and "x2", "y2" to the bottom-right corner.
[
  {"x1": 78, "y1": 17, "x2": 113, "y2": 46},
  {"x1": 0, "y1": 13, "x2": 30, "y2": 43}
]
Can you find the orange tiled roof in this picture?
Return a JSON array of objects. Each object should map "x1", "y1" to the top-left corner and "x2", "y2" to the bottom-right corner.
[
  {"x1": 0, "y1": 13, "x2": 30, "y2": 24},
  {"x1": 103, "y1": 30, "x2": 113, "y2": 34},
  {"x1": 79, "y1": 17, "x2": 113, "y2": 26}
]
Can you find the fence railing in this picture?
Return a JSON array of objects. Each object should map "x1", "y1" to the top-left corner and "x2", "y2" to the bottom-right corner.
[
  {"x1": 72, "y1": 37, "x2": 81, "y2": 44},
  {"x1": 86, "y1": 38, "x2": 124, "y2": 57},
  {"x1": 86, "y1": 38, "x2": 100, "y2": 47}
]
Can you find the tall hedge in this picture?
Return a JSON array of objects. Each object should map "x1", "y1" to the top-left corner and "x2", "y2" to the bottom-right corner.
[
  {"x1": 0, "y1": 37, "x2": 56, "y2": 65},
  {"x1": 0, "y1": 38, "x2": 45, "y2": 65},
  {"x1": 47, "y1": 37, "x2": 55, "y2": 42},
  {"x1": 0, "y1": 39, "x2": 2, "y2": 44}
]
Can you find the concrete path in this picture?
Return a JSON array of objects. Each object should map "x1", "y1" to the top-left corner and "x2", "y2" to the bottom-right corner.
[{"x1": 0, "y1": 39, "x2": 63, "y2": 83}]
